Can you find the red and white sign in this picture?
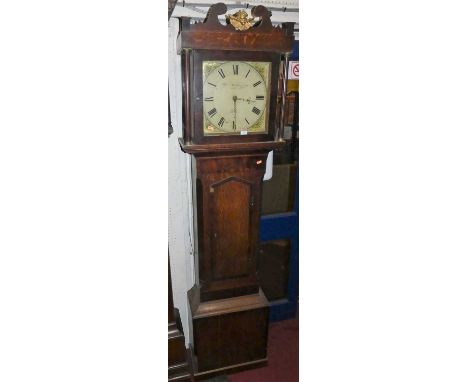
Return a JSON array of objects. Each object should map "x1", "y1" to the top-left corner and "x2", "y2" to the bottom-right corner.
[{"x1": 288, "y1": 61, "x2": 299, "y2": 80}]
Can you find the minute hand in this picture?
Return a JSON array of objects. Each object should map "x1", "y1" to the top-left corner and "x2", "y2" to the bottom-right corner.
[{"x1": 232, "y1": 95, "x2": 237, "y2": 130}]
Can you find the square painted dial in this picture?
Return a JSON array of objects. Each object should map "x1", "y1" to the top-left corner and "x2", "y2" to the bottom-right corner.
[{"x1": 202, "y1": 61, "x2": 271, "y2": 135}]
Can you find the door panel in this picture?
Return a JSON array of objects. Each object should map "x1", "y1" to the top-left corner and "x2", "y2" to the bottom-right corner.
[{"x1": 211, "y1": 177, "x2": 252, "y2": 280}]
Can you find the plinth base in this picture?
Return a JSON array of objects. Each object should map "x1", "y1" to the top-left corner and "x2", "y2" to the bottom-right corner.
[{"x1": 188, "y1": 286, "x2": 269, "y2": 378}]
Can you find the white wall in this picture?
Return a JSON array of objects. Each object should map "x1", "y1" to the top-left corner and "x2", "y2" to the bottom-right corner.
[
  {"x1": 168, "y1": 2, "x2": 299, "y2": 346},
  {"x1": 168, "y1": 17, "x2": 195, "y2": 345}
]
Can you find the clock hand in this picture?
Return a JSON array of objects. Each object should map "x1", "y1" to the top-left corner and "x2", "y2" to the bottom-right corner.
[
  {"x1": 233, "y1": 95, "x2": 237, "y2": 130},
  {"x1": 236, "y1": 97, "x2": 256, "y2": 104}
]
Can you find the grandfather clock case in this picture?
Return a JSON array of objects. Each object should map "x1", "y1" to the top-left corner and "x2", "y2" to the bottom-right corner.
[{"x1": 177, "y1": 3, "x2": 294, "y2": 378}]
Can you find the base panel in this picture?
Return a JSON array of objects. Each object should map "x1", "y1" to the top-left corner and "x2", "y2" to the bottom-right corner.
[
  {"x1": 188, "y1": 288, "x2": 269, "y2": 374},
  {"x1": 193, "y1": 357, "x2": 267, "y2": 381}
]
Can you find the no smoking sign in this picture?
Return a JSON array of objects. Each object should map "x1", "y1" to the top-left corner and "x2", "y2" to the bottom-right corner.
[{"x1": 288, "y1": 61, "x2": 299, "y2": 80}]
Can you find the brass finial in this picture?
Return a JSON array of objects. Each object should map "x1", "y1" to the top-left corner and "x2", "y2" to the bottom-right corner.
[{"x1": 226, "y1": 10, "x2": 256, "y2": 31}]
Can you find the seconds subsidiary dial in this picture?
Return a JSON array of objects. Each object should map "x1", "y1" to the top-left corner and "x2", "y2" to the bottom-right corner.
[{"x1": 202, "y1": 61, "x2": 271, "y2": 135}]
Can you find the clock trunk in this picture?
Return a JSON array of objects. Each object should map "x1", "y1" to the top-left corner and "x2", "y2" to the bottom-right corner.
[{"x1": 193, "y1": 152, "x2": 267, "y2": 302}]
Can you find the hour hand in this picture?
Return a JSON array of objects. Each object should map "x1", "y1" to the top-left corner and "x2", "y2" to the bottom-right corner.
[{"x1": 236, "y1": 97, "x2": 255, "y2": 104}]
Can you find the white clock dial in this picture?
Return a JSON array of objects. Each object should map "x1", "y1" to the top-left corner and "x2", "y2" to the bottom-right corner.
[{"x1": 202, "y1": 61, "x2": 271, "y2": 135}]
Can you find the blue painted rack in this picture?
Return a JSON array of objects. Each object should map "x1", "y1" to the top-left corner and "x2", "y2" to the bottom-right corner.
[{"x1": 261, "y1": 39, "x2": 299, "y2": 322}]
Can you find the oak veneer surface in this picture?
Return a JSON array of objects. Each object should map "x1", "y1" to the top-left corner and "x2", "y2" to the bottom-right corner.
[
  {"x1": 195, "y1": 153, "x2": 267, "y2": 302},
  {"x1": 194, "y1": 307, "x2": 268, "y2": 372},
  {"x1": 212, "y1": 179, "x2": 250, "y2": 279},
  {"x1": 189, "y1": 289, "x2": 269, "y2": 374},
  {"x1": 177, "y1": 3, "x2": 293, "y2": 147},
  {"x1": 179, "y1": 139, "x2": 286, "y2": 155},
  {"x1": 177, "y1": 4, "x2": 294, "y2": 53},
  {"x1": 176, "y1": 3, "x2": 294, "y2": 379}
]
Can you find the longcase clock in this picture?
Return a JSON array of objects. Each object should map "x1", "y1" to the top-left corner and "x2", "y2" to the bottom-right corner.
[{"x1": 176, "y1": 3, "x2": 294, "y2": 378}]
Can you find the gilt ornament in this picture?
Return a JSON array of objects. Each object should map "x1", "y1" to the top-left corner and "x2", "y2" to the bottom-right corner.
[{"x1": 226, "y1": 10, "x2": 256, "y2": 31}]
